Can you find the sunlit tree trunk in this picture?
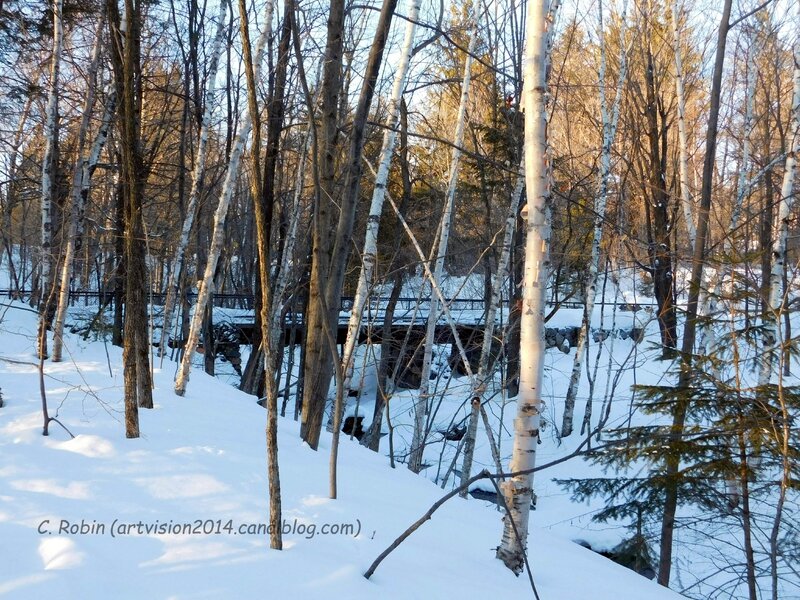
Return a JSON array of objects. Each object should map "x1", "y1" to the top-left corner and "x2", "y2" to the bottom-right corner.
[
  {"x1": 107, "y1": 0, "x2": 154, "y2": 434},
  {"x1": 52, "y1": 20, "x2": 112, "y2": 362},
  {"x1": 496, "y1": 0, "x2": 551, "y2": 574},
  {"x1": 300, "y1": 0, "x2": 399, "y2": 452}
]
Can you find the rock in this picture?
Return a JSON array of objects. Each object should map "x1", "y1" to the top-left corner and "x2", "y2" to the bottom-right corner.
[{"x1": 342, "y1": 415, "x2": 364, "y2": 440}]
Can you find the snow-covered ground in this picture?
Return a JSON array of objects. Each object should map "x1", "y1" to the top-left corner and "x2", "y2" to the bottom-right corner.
[{"x1": 0, "y1": 298, "x2": 685, "y2": 599}]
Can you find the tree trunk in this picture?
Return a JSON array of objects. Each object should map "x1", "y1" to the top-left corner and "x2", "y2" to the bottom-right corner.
[
  {"x1": 642, "y1": 28, "x2": 677, "y2": 352},
  {"x1": 408, "y1": 23, "x2": 478, "y2": 473},
  {"x1": 107, "y1": 0, "x2": 154, "y2": 432},
  {"x1": 670, "y1": 0, "x2": 696, "y2": 251},
  {"x1": 160, "y1": 0, "x2": 228, "y2": 359},
  {"x1": 658, "y1": 0, "x2": 733, "y2": 586},
  {"x1": 51, "y1": 21, "x2": 104, "y2": 362},
  {"x1": 459, "y1": 164, "x2": 524, "y2": 492},
  {"x1": 174, "y1": 0, "x2": 272, "y2": 397},
  {"x1": 496, "y1": 0, "x2": 551, "y2": 574},
  {"x1": 298, "y1": 0, "x2": 346, "y2": 449},
  {"x1": 698, "y1": 35, "x2": 757, "y2": 359},
  {"x1": 338, "y1": 0, "x2": 420, "y2": 415},
  {"x1": 562, "y1": 0, "x2": 628, "y2": 437},
  {"x1": 37, "y1": 0, "x2": 64, "y2": 360},
  {"x1": 300, "y1": 0, "x2": 399, "y2": 451},
  {"x1": 760, "y1": 6, "x2": 800, "y2": 386},
  {"x1": 237, "y1": 0, "x2": 290, "y2": 549}
]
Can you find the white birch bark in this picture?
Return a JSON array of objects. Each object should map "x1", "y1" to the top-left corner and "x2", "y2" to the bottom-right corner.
[
  {"x1": 174, "y1": 0, "x2": 272, "y2": 396},
  {"x1": 408, "y1": 23, "x2": 478, "y2": 474},
  {"x1": 670, "y1": 0, "x2": 696, "y2": 249},
  {"x1": 51, "y1": 21, "x2": 106, "y2": 362},
  {"x1": 561, "y1": 0, "x2": 627, "y2": 438},
  {"x1": 160, "y1": 0, "x2": 229, "y2": 359},
  {"x1": 760, "y1": 7, "x2": 800, "y2": 386},
  {"x1": 38, "y1": 0, "x2": 64, "y2": 357},
  {"x1": 458, "y1": 164, "x2": 524, "y2": 493},
  {"x1": 338, "y1": 0, "x2": 421, "y2": 408},
  {"x1": 496, "y1": 0, "x2": 551, "y2": 575}
]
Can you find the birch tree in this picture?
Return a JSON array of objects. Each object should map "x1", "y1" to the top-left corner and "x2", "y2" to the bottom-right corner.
[
  {"x1": 174, "y1": 0, "x2": 272, "y2": 397},
  {"x1": 37, "y1": 0, "x2": 64, "y2": 359},
  {"x1": 561, "y1": 0, "x2": 627, "y2": 438},
  {"x1": 408, "y1": 21, "x2": 478, "y2": 474},
  {"x1": 458, "y1": 165, "x2": 523, "y2": 492},
  {"x1": 496, "y1": 0, "x2": 554, "y2": 574},
  {"x1": 159, "y1": 0, "x2": 229, "y2": 360},
  {"x1": 51, "y1": 20, "x2": 114, "y2": 362},
  {"x1": 336, "y1": 0, "x2": 421, "y2": 425},
  {"x1": 760, "y1": 4, "x2": 800, "y2": 386}
]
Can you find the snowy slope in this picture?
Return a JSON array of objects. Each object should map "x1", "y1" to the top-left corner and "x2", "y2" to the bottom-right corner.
[{"x1": 0, "y1": 300, "x2": 684, "y2": 600}]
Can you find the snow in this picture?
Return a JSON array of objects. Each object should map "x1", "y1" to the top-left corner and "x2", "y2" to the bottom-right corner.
[{"x1": 0, "y1": 298, "x2": 685, "y2": 600}]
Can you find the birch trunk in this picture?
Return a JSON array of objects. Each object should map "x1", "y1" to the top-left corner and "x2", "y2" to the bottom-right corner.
[
  {"x1": 458, "y1": 164, "x2": 523, "y2": 493},
  {"x1": 760, "y1": 6, "x2": 800, "y2": 386},
  {"x1": 338, "y1": 0, "x2": 421, "y2": 409},
  {"x1": 37, "y1": 0, "x2": 64, "y2": 359},
  {"x1": 670, "y1": 0, "x2": 696, "y2": 250},
  {"x1": 561, "y1": 0, "x2": 627, "y2": 438},
  {"x1": 174, "y1": 1, "x2": 272, "y2": 396},
  {"x1": 496, "y1": 0, "x2": 551, "y2": 575},
  {"x1": 408, "y1": 24, "x2": 478, "y2": 474},
  {"x1": 160, "y1": 0, "x2": 228, "y2": 359},
  {"x1": 52, "y1": 21, "x2": 106, "y2": 362}
]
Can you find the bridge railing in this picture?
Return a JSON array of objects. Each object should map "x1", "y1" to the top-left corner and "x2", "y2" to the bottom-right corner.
[{"x1": 1, "y1": 289, "x2": 657, "y2": 313}]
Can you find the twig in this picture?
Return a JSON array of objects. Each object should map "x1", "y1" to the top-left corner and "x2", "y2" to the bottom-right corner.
[
  {"x1": 364, "y1": 466, "x2": 540, "y2": 600},
  {"x1": 364, "y1": 469, "x2": 492, "y2": 579}
]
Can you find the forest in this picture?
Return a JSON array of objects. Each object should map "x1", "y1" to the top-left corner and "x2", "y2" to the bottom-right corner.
[{"x1": 0, "y1": 0, "x2": 798, "y2": 598}]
